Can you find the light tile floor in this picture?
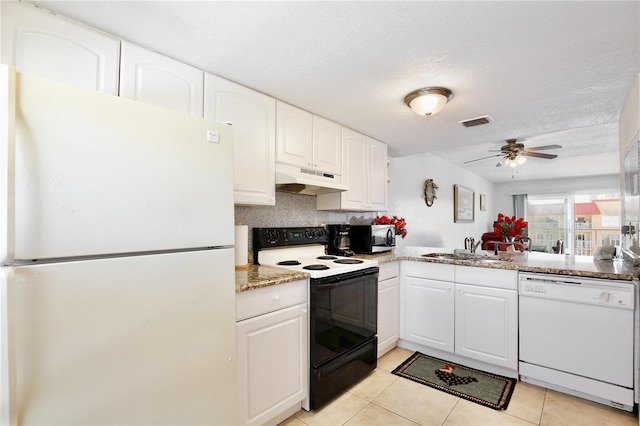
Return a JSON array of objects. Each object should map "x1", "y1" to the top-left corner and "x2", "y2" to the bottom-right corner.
[{"x1": 280, "y1": 347, "x2": 638, "y2": 426}]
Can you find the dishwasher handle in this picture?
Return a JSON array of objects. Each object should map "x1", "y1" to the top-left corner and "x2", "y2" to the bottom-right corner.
[{"x1": 522, "y1": 276, "x2": 582, "y2": 286}]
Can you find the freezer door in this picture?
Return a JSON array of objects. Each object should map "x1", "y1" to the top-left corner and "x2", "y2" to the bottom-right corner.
[
  {"x1": 6, "y1": 68, "x2": 234, "y2": 260},
  {"x1": 2, "y1": 249, "x2": 238, "y2": 425}
]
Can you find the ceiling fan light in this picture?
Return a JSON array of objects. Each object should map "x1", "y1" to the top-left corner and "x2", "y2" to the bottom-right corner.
[
  {"x1": 516, "y1": 155, "x2": 527, "y2": 165},
  {"x1": 500, "y1": 157, "x2": 510, "y2": 166},
  {"x1": 508, "y1": 160, "x2": 518, "y2": 168},
  {"x1": 404, "y1": 87, "x2": 453, "y2": 117}
]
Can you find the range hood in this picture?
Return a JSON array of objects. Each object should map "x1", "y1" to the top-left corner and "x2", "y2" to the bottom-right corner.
[{"x1": 275, "y1": 163, "x2": 348, "y2": 195}]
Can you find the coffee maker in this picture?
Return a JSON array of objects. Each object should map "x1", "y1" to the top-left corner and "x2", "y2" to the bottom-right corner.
[{"x1": 327, "y1": 224, "x2": 354, "y2": 256}]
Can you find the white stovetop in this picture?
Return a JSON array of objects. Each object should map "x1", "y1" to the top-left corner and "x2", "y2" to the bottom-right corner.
[{"x1": 257, "y1": 245, "x2": 378, "y2": 279}]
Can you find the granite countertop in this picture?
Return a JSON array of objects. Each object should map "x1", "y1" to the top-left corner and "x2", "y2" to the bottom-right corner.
[
  {"x1": 235, "y1": 264, "x2": 309, "y2": 293},
  {"x1": 395, "y1": 246, "x2": 640, "y2": 281},
  {"x1": 236, "y1": 246, "x2": 639, "y2": 292}
]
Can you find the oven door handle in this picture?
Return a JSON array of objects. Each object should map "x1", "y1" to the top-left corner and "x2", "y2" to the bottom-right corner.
[
  {"x1": 316, "y1": 281, "x2": 357, "y2": 290},
  {"x1": 313, "y1": 268, "x2": 379, "y2": 286}
]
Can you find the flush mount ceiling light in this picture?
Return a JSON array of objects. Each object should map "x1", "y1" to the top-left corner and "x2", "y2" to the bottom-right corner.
[{"x1": 404, "y1": 87, "x2": 453, "y2": 117}]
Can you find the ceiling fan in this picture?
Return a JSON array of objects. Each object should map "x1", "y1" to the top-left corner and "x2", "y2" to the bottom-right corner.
[{"x1": 464, "y1": 139, "x2": 562, "y2": 167}]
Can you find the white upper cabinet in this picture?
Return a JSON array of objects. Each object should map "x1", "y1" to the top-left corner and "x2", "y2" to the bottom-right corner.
[
  {"x1": 367, "y1": 137, "x2": 388, "y2": 211},
  {"x1": 1, "y1": 2, "x2": 119, "y2": 94},
  {"x1": 204, "y1": 73, "x2": 276, "y2": 206},
  {"x1": 341, "y1": 128, "x2": 369, "y2": 208},
  {"x1": 276, "y1": 101, "x2": 342, "y2": 175},
  {"x1": 276, "y1": 101, "x2": 313, "y2": 168},
  {"x1": 317, "y1": 129, "x2": 387, "y2": 211},
  {"x1": 119, "y1": 42, "x2": 204, "y2": 116},
  {"x1": 312, "y1": 116, "x2": 342, "y2": 175}
]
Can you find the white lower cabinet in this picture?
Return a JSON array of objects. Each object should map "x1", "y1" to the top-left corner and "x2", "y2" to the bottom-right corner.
[
  {"x1": 454, "y1": 283, "x2": 517, "y2": 369},
  {"x1": 403, "y1": 276, "x2": 454, "y2": 353},
  {"x1": 377, "y1": 261, "x2": 400, "y2": 357},
  {"x1": 236, "y1": 280, "x2": 308, "y2": 426},
  {"x1": 401, "y1": 261, "x2": 518, "y2": 371}
]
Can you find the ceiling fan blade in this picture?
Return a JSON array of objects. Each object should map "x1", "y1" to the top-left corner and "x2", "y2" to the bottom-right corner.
[
  {"x1": 522, "y1": 151, "x2": 558, "y2": 159},
  {"x1": 495, "y1": 161, "x2": 503, "y2": 167},
  {"x1": 463, "y1": 154, "x2": 502, "y2": 164},
  {"x1": 525, "y1": 144, "x2": 562, "y2": 151}
]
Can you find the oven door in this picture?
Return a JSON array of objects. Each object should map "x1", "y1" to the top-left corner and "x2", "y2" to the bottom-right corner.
[{"x1": 310, "y1": 267, "x2": 378, "y2": 367}]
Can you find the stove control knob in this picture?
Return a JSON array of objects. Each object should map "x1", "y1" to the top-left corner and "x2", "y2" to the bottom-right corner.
[
  {"x1": 305, "y1": 229, "x2": 312, "y2": 238},
  {"x1": 265, "y1": 229, "x2": 279, "y2": 244}
]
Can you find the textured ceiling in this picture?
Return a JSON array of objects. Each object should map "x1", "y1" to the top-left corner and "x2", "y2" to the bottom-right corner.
[{"x1": 30, "y1": 0, "x2": 640, "y2": 183}]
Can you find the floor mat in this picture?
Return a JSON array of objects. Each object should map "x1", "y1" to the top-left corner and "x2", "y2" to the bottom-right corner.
[{"x1": 392, "y1": 351, "x2": 516, "y2": 410}]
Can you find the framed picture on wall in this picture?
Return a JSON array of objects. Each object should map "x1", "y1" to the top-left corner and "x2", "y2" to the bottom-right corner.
[
  {"x1": 480, "y1": 194, "x2": 487, "y2": 211},
  {"x1": 454, "y1": 185, "x2": 475, "y2": 222}
]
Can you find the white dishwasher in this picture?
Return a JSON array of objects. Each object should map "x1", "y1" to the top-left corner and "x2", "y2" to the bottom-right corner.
[{"x1": 518, "y1": 272, "x2": 635, "y2": 411}]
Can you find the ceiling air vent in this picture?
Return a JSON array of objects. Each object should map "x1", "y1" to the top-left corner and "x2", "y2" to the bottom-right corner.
[{"x1": 459, "y1": 115, "x2": 493, "y2": 128}]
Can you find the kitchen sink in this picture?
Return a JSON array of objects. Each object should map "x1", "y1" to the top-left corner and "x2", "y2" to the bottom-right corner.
[
  {"x1": 421, "y1": 252, "x2": 513, "y2": 263},
  {"x1": 421, "y1": 253, "x2": 459, "y2": 260}
]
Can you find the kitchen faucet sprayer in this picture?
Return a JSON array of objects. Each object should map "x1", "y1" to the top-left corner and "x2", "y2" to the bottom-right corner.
[{"x1": 464, "y1": 237, "x2": 482, "y2": 253}]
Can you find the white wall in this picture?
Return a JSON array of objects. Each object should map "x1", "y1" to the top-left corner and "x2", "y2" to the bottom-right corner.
[{"x1": 388, "y1": 153, "x2": 494, "y2": 250}]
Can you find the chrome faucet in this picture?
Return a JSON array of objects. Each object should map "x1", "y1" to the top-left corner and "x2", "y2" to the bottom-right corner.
[{"x1": 464, "y1": 237, "x2": 482, "y2": 253}]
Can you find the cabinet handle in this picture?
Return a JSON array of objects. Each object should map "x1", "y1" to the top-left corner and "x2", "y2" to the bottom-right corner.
[
  {"x1": 302, "y1": 309, "x2": 308, "y2": 314},
  {"x1": 274, "y1": 295, "x2": 280, "y2": 301}
]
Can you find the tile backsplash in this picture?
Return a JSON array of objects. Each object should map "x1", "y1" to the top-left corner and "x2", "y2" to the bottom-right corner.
[{"x1": 234, "y1": 192, "x2": 376, "y2": 250}]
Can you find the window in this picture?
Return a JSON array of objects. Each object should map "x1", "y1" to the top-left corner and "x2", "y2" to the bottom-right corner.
[{"x1": 526, "y1": 193, "x2": 620, "y2": 255}]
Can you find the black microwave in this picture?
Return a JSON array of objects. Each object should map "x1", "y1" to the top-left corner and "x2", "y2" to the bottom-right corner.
[{"x1": 349, "y1": 224, "x2": 395, "y2": 254}]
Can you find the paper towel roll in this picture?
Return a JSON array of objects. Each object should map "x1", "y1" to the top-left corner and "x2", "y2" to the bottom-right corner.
[{"x1": 235, "y1": 225, "x2": 249, "y2": 268}]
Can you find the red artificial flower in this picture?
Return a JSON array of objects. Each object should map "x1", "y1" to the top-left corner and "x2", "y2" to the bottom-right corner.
[{"x1": 494, "y1": 214, "x2": 526, "y2": 239}]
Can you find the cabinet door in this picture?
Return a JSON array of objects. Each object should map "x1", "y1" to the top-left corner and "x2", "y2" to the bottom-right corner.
[
  {"x1": 454, "y1": 284, "x2": 517, "y2": 369},
  {"x1": 204, "y1": 73, "x2": 276, "y2": 205},
  {"x1": 313, "y1": 116, "x2": 342, "y2": 175},
  {"x1": 236, "y1": 303, "x2": 308, "y2": 425},
  {"x1": 1, "y1": 2, "x2": 119, "y2": 94},
  {"x1": 119, "y1": 42, "x2": 203, "y2": 116},
  {"x1": 368, "y1": 138, "x2": 388, "y2": 211},
  {"x1": 339, "y1": 128, "x2": 368, "y2": 210},
  {"x1": 378, "y1": 276, "x2": 399, "y2": 357},
  {"x1": 402, "y1": 276, "x2": 454, "y2": 353},
  {"x1": 276, "y1": 101, "x2": 313, "y2": 169}
]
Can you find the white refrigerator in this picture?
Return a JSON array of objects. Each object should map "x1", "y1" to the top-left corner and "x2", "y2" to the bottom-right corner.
[{"x1": 0, "y1": 65, "x2": 238, "y2": 425}]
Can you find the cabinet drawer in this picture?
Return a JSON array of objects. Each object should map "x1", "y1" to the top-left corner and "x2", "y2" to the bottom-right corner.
[
  {"x1": 454, "y1": 266, "x2": 517, "y2": 290},
  {"x1": 236, "y1": 279, "x2": 307, "y2": 321},
  {"x1": 378, "y1": 261, "x2": 399, "y2": 281},
  {"x1": 403, "y1": 261, "x2": 454, "y2": 282}
]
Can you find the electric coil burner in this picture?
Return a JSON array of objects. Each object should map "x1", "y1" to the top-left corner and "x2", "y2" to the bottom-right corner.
[
  {"x1": 277, "y1": 260, "x2": 301, "y2": 266},
  {"x1": 334, "y1": 258, "x2": 363, "y2": 264},
  {"x1": 253, "y1": 227, "x2": 379, "y2": 410},
  {"x1": 304, "y1": 264, "x2": 330, "y2": 271}
]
